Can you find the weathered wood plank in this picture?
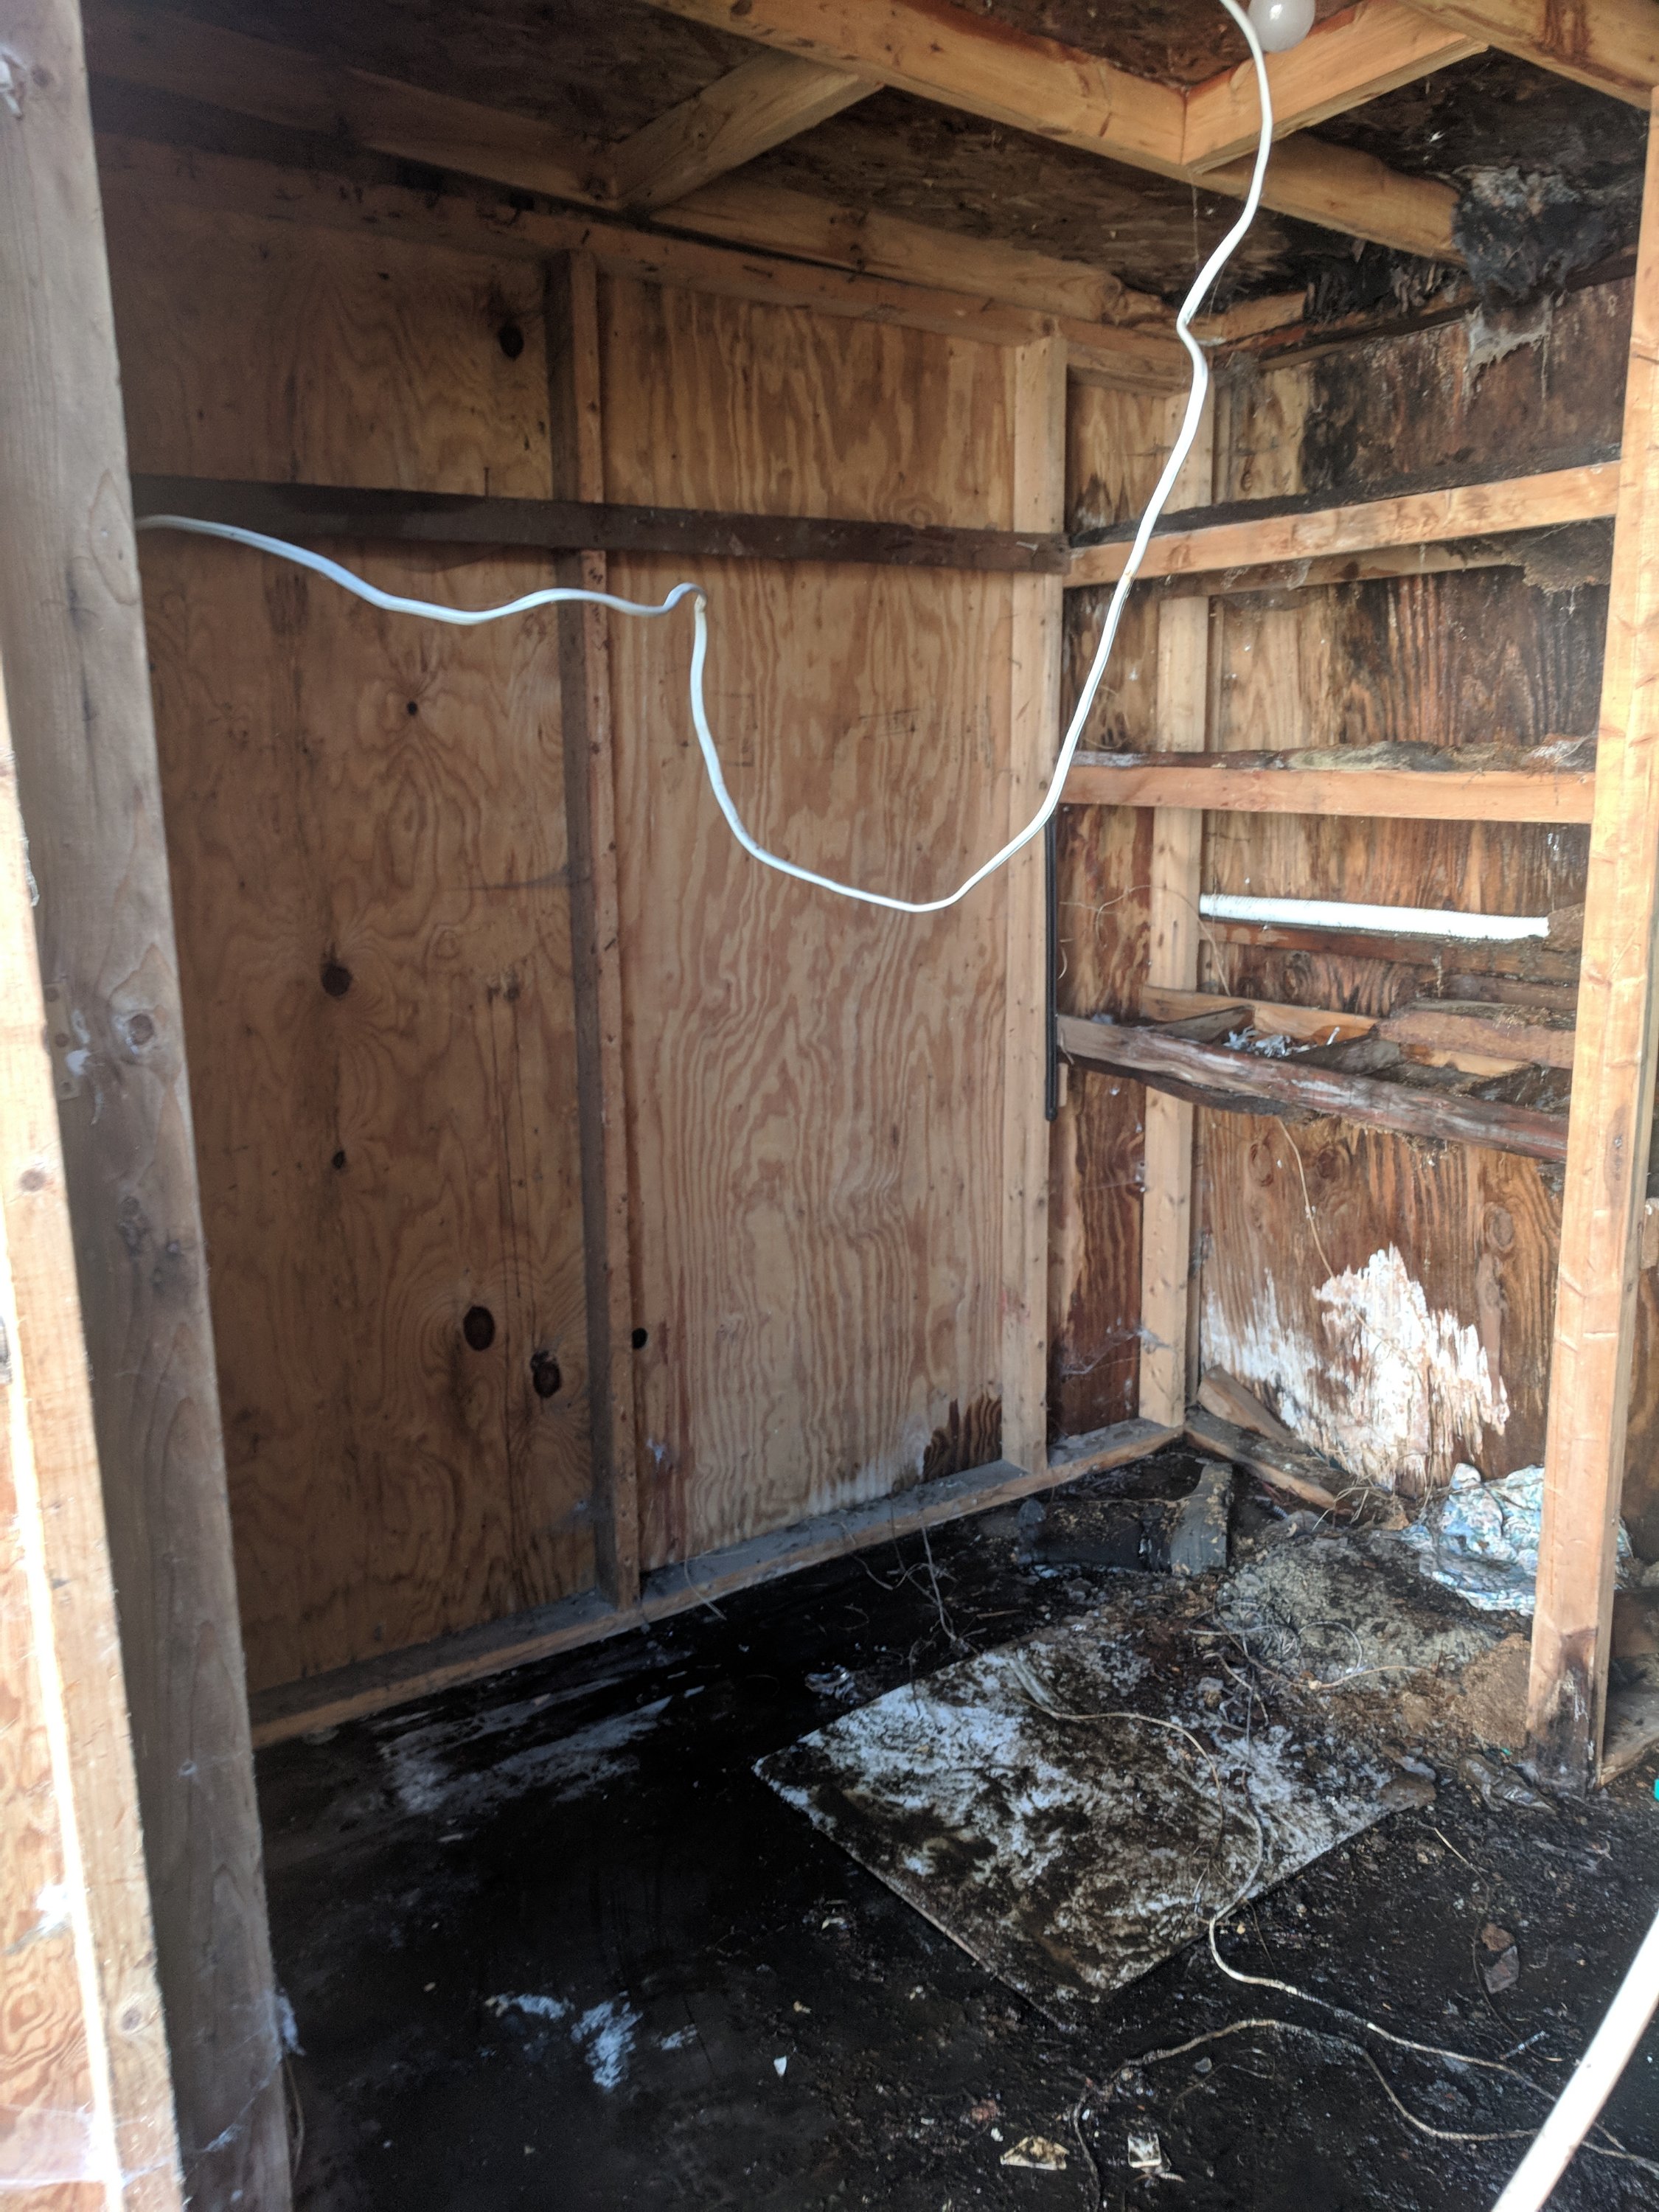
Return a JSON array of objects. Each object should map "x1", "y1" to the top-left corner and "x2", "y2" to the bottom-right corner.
[
  {"x1": 548, "y1": 254, "x2": 643, "y2": 1613},
  {"x1": 604, "y1": 52, "x2": 869, "y2": 209},
  {"x1": 0, "y1": 1, "x2": 286, "y2": 2196},
  {"x1": 1141, "y1": 983, "x2": 1575, "y2": 1072},
  {"x1": 1062, "y1": 744, "x2": 1597, "y2": 822},
  {"x1": 1532, "y1": 97, "x2": 1659, "y2": 1792},
  {"x1": 129, "y1": 473, "x2": 1071, "y2": 574},
  {"x1": 1407, "y1": 0, "x2": 1659, "y2": 102},
  {"x1": 1067, "y1": 465, "x2": 1622, "y2": 587},
  {"x1": 246, "y1": 1421, "x2": 1175, "y2": 1743},
  {"x1": 1001, "y1": 338, "x2": 1068, "y2": 1472},
  {"x1": 1060, "y1": 1015, "x2": 1570, "y2": 1161}
]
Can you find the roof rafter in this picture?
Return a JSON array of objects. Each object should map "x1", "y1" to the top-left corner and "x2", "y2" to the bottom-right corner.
[
  {"x1": 640, "y1": 0, "x2": 1464, "y2": 263},
  {"x1": 604, "y1": 49, "x2": 870, "y2": 208},
  {"x1": 1183, "y1": 0, "x2": 1484, "y2": 170},
  {"x1": 1405, "y1": 0, "x2": 1659, "y2": 105}
]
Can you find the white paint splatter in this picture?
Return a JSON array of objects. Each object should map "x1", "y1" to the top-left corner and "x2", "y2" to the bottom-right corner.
[
  {"x1": 487, "y1": 1993, "x2": 570, "y2": 2023},
  {"x1": 572, "y1": 1998, "x2": 640, "y2": 2091},
  {"x1": 1204, "y1": 1245, "x2": 1507, "y2": 1492},
  {"x1": 773, "y1": 2056, "x2": 788, "y2": 2077},
  {"x1": 658, "y1": 2026, "x2": 697, "y2": 2052},
  {"x1": 382, "y1": 1700, "x2": 668, "y2": 1820},
  {"x1": 32, "y1": 1883, "x2": 70, "y2": 1939}
]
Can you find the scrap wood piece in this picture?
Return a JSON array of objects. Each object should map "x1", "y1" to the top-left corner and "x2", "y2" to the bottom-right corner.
[
  {"x1": 1197, "y1": 1368, "x2": 1296, "y2": 1447},
  {"x1": 1058, "y1": 1013, "x2": 1571, "y2": 1162},
  {"x1": 1186, "y1": 1406, "x2": 1406, "y2": 1529},
  {"x1": 1169, "y1": 1460, "x2": 1233, "y2": 1576}
]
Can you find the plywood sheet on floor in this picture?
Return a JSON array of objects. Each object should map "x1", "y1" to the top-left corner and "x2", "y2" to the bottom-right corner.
[{"x1": 760, "y1": 1585, "x2": 1389, "y2": 2028}]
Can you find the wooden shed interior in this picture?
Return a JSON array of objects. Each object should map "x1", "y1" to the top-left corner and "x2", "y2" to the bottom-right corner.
[{"x1": 5, "y1": 0, "x2": 1659, "y2": 2204}]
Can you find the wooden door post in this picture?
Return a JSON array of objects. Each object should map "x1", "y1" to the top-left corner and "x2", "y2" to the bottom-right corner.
[
  {"x1": 1531, "y1": 91, "x2": 1659, "y2": 1792},
  {"x1": 0, "y1": 2, "x2": 289, "y2": 2198}
]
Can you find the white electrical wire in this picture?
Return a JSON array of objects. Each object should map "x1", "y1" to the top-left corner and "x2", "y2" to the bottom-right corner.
[
  {"x1": 1489, "y1": 1904, "x2": 1659, "y2": 2212},
  {"x1": 137, "y1": 0, "x2": 1274, "y2": 915}
]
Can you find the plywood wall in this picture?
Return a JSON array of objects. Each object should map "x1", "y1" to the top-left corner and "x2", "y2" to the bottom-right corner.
[
  {"x1": 600, "y1": 278, "x2": 1020, "y2": 1567},
  {"x1": 108, "y1": 187, "x2": 594, "y2": 1690},
  {"x1": 103, "y1": 163, "x2": 1039, "y2": 1683}
]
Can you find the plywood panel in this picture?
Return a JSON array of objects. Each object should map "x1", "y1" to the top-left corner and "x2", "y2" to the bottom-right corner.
[
  {"x1": 142, "y1": 540, "x2": 591, "y2": 1688},
  {"x1": 600, "y1": 278, "x2": 1016, "y2": 1565},
  {"x1": 104, "y1": 188, "x2": 550, "y2": 494}
]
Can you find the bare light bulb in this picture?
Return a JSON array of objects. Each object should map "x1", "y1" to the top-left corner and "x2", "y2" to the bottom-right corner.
[{"x1": 1247, "y1": 0, "x2": 1316, "y2": 50}]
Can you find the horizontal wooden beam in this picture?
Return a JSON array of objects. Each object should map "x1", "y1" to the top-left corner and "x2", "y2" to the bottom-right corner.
[
  {"x1": 1184, "y1": 1, "x2": 1485, "y2": 170},
  {"x1": 129, "y1": 473, "x2": 1070, "y2": 572},
  {"x1": 1140, "y1": 984, "x2": 1576, "y2": 1071},
  {"x1": 1062, "y1": 742, "x2": 1595, "y2": 822},
  {"x1": 1407, "y1": 0, "x2": 1659, "y2": 103},
  {"x1": 1059, "y1": 1012, "x2": 1570, "y2": 1160},
  {"x1": 1206, "y1": 914, "x2": 1582, "y2": 984},
  {"x1": 246, "y1": 1419, "x2": 1175, "y2": 1742},
  {"x1": 1067, "y1": 463, "x2": 1621, "y2": 586},
  {"x1": 642, "y1": 0, "x2": 1464, "y2": 263},
  {"x1": 605, "y1": 51, "x2": 870, "y2": 209}
]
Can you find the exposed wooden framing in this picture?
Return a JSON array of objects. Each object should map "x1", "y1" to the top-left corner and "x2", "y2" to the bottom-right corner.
[
  {"x1": 1531, "y1": 94, "x2": 1659, "y2": 1793},
  {"x1": 97, "y1": 134, "x2": 1180, "y2": 386},
  {"x1": 1408, "y1": 0, "x2": 1659, "y2": 104},
  {"x1": 1061, "y1": 743, "x2": 1598, "y2": 821},
  {"x1": 547, "y1": 254, "x2": 642, "y2": 1612},
  {"x1": 1059, "y1": 1016, "x2": 1570, "y2": 1161},
  {"x1": 605, "y1": 52, "x2": 869, "y2": 208},
  {"x1": 129, "y1": 473, "x2": 1071, "y2": 574},
  {"x1": 663, "y1": 175, "x2": 1172, "y2": 330},
  {"x1": 1183, "y1": 0, "x2": 1486, "y2": 170},
  {"x1": 0, "y1": 3, "x2": 287, "y2": 2200},
  {"x1": 245, "y1": 1419, "x2": 1176, "y2": 1742},
  {"x1": 0, "y1": 720, "x2": 184, "y2": 2211},
  {"x1": 86, "y1": 10, "x2": 1190, "y2": 389},
  {"x1": 1138, "y1": 417, "x2": 1215, "y2": 1433},
  {"x1": 1206, "y1": 915, "x2": 1581, "y2": 984},
  {"x1": 1066, "y1": 463, "x2": 1621, "y2": 586},
  {"x1": 643, "y1": 0, "x2": 1464, "y2": 262},
  {"x1": 1001, "y1": 338, "x2": 1068, "y2": 1475},
  {"x1": 83, "y1": 0, "x2": 595, "y2": 200},
  {"x1": 643, "y1": 0, "x2": 1192, "y2": 175},
  {"x1": 1140, "y1": 984, "x2": 1575, "y2": 1072}
]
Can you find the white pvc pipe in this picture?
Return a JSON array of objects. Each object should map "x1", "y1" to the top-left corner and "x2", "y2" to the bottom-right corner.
[
  {"x1": 1200, "y1": 892, "x2": 1549, "y2": 942},
  {"x1": 1491, "y1": 1905, "x2": 1659, "y2": 2212}
]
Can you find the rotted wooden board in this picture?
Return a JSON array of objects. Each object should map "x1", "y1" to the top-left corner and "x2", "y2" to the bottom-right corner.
[
  {"x1": 600, "y1": 276, "x2": 1022, "y2": 1568},
  {"x1": 115, "y1": 194, "x2": 597, "y2": 1689}
]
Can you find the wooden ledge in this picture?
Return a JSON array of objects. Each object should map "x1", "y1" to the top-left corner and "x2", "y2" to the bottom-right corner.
[
  {"x1": 1059, "y1": 1014, "x2": 1569, "y2": 1162},
  {"x1": 1066, "y1": 464, "x2": 1621, "y2": 588},
  {"x1": 131, "y1": 473, "x2": 1071, "y2": 576},
  {"x1": 246, "y1": 1419, "x2": 1176, "y2": 1744},
  {"x1": 1062, "y1": 742, "x2": 1596, "y2": 824}
]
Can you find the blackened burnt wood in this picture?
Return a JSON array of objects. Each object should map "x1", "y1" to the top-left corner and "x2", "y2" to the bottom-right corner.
[
  {"x1": 130, "y1": 474, "x2": 1071, "y2": 575},
  {"x1": 1057, "y1": 1015, "x2": 1570, "y2": 1163}
]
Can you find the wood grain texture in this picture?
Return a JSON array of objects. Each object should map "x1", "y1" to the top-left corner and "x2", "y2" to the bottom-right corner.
[
  {"x1": 116, "y1": 195, "x2": 595, "y2": 1688},
  {"x1": 600, "y1": 276, "x2": 1017, "y2": 1565},
  {"x1": 0, "y1": 7, "x2": 285, "y2": 2199},
  {"x1": 1062, "y1": 748, "x2": 1597, "y2": 823},
  {"x1": 1533, "y1": 99, "x2": 1659, "y2": 1789},
  {"x1": 604, "y1": 51, "x2": 869, "y2": 209},
  {"x1": 1000, "y1": 338, "x2": 1067, "y2": 1473},
  {"x1": 0, "y1": 731, "x2": 181, "y2": 2209},
  {"x1": 1050, "y1": 381, "x2": 1184, "y2": 1437},
  {"x1": 547, "y1": 252, "x2": 641, "y2": 1608}
]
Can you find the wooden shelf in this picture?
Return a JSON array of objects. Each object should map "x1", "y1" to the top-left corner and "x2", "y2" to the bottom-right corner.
[
  {"x1": 1066, "y1": 462, "x2": 1620, "y2": 588},
  {"x1": 1061, "y1": 742, "x2": 1596, "y2": 824},
  {"x1": 1058, "y1": 1013, "x2": 1569, "y2": 1162},
  {"x1": 1139, "y1": 985, "x2": 1577, "y2": 1074}
]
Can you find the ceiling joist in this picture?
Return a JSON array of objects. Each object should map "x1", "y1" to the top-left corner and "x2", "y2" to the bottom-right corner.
[
  {"x1": 604, "y1": 50, "x2": 870, "y2": 208},
  {"x1": 1405, "y1": 0, "x2": 1659, "y2": 105},
  {"x1": 641, "y1": 0, "x2": 1464, "y2": 263},
  {"x1": 1183, "y1": 0, "x2": 1485, "y2": 170}
]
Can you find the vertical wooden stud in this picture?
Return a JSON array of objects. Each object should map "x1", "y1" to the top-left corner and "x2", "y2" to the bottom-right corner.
[
  {"x1": 1138, "y1": 404, "x2": 1215, "y2": 1430},
  {"x1": 1001, "y1": 336, "x2": 1068, "y2": 1471},
  {"x1": 546, "y1": 252, "x2": 642, "y2": 1605},
  {"x1": 1531, "y1": 94, "x2": 1659, "y2": 1792},
  {"x1": 1, "y1": 710, "x2": 184, "y2": 2211},
  {"x1": 0, "y1": 4, "x2": 288, "y2": 2199}
]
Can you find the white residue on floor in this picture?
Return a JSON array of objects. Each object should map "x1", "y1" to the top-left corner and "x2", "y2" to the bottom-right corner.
[
  {"x1": 381, "y1": 1698, "x2": 669, "y2": 1820},
  {"x1": 572, "y1": 1997, "x2": 641, "y2": 2091},
  {"x1": 1205, "y1": 1244, "x2": 1507, "y2": 1491},
  {"x1": 487, "y1": 1993, "x2": 571, "y2": 2023}
]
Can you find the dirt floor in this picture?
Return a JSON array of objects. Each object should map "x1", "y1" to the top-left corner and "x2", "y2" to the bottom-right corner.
[{"x1": 259, "y1": 1446, "x2": 1659, "y2": 2210}]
